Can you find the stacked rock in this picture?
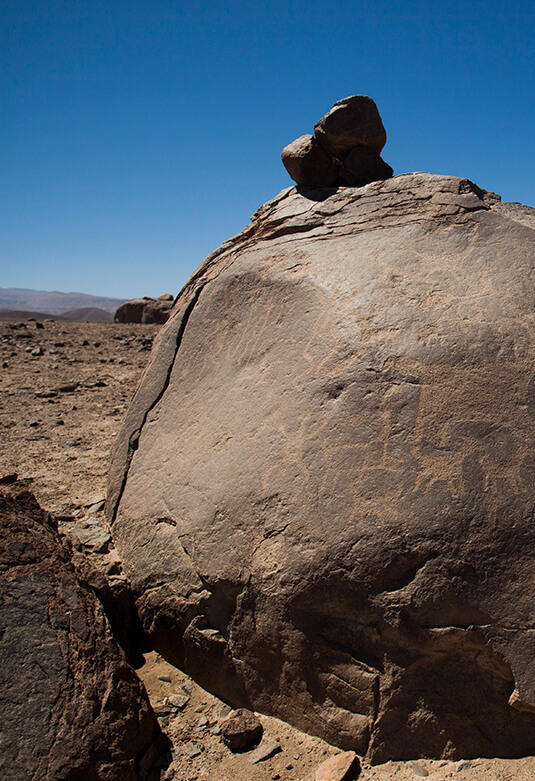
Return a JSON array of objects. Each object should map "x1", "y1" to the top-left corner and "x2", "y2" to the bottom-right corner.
[{"x1": 281, "y1": 95, "x2": 393, "y2": 188}]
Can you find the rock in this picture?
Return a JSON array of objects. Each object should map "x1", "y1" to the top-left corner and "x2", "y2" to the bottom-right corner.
[
  {"x1": 70, "y1": 524, "x2": 111, "y2": 553},
  {"x1": 184, "y1": 743, "x2": 203, "y2": 758},
  {"x1": 220, "y1": 708, "x2": 263, "y2": 752},
  {"x1": 281, "y1": 95, "x2": 392, "y2": 188},
  {"x1": 0, "y1": 488, "x2": 163, "y2": 780},
  {"x1": 315, "y1": 752, "x2": 360, "y2": 781},
  {"x1": 55, "y1": 381, "x2": 79, "y2": 393},
  {"x1": 168, "y1": 692, "x2": 190, "y2": 709},
  {"x1": 158, "y1": 293, "x2": 174, "y2": 301},
  {"x1": 107, "y1": 172, "x2": 535, "y2": 762},
  {"x1": 339, "y1": 146, "x2": 394, "y2": 186},
  {"x1": 0, "y1": 473, "x2": 18, "y2": 485},
  {"x1": 63, "y1": 437, "x2": 82, "y2": 447},
  {"x1": 314, "y1": 95, "x2": 386, "y2": 158},
  {"x1": 247, "y1": 737, "x2": 282, "y2": 764},
  {"x1": 114, "y1": 296, "x2": 174, "y2": 325},
  {"x1": 87, "y1": 498, "x2": 106, "y2": 513},
  {"x1": 409, "y1": 760, "x2": 429, "y2": 776},
  {"x1": 281, "y1": 135, "x2": 338, "y2": 187}
]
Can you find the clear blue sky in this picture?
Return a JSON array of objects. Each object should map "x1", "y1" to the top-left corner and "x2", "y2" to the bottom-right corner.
[{"x1": 2, "y1": 0, "x2": 534, "y2": 299}]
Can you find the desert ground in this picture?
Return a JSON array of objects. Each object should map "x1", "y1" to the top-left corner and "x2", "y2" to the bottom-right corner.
[{"x1": 2, "y1": 316, "x2": 535, "y2": 781}]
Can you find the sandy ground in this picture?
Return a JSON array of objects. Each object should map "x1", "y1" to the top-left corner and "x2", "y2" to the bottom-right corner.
[
  {"x1": 0, "y1": 318, "x2": 159, "y2": 514},
  {"x1": 2, "y1": 317, "x2": 535, "y2": 781}
]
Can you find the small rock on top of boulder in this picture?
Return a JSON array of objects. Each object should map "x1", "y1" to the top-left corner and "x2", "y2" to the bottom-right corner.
[
  {"x1": 281, "y1": 94, "x2": 392, "y2": 188},
  {"x1": 314, "y1": 95, "x2": 387, "y2": 157},
  {"x1": 281, "y1": 135, "x2": 338, "y2": 187}
]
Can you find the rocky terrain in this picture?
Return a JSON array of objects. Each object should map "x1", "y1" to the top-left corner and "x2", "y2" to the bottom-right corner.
[
  {"x1": 2, "y1": 314, "x2": 535, "y2": 779},
  {"x1": 5, "y1": 93, "x2": 535, "y2": 779},
  {"x1": 0, "y1": 319, "x2": 159, "y2": 514}
]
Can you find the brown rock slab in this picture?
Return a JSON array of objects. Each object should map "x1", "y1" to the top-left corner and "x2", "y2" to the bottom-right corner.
[
  {"x1": 281, "y1": 134, "x2": 338, "y2": 187},
  {"x1": 315, "y1": 751, "x2": 360, "y2": 781},
  {"x1": 314, "y1": 95, "x2": 387, "y2": 158},
  {"x1": 0, "y1": 488, "x2": 164, "y2": 780},
  {"x1": 108, "y1": 173, "x2": 535, "y2": 763},
  {"x1": 220, "y1": 708, "x2": 263, "y2": 752}
]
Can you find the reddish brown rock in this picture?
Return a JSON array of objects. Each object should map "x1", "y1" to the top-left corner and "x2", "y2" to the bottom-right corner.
[
  {"x1": 0, "y1": 488, "x2": 164, "y2": 780},
  {"x1": 220, "y1": 708, "x2": 263, "y2": 752},
  {"x1": 315, "y1": 751, "x2": 361, "y2": 781}
]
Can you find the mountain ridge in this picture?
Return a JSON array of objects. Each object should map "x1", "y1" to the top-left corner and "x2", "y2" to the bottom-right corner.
[{"x1": 0, "y1": 287, "x2": 127, "y2": 315}]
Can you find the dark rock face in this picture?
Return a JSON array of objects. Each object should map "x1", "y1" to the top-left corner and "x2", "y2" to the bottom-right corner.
[
  {"x1": 314, "y1": 95, "x2": 387, "y2": 157},
  {"x1": 0, "y1": 489, "x2": 162, "y2": 780},
  {"x1": 281, "y1": 135, "x2": 338, "y2": 187},
  {"x1": 282, "y1": 95, "x2": 393, "y2": 188},
  {"x1": 114, "y1": 296, "x2": 174, "y2": 325},
  {"x1": 339, "y1": 146, "x2": 393, "y2": 187},
  {"x1": 107, "y1": 173, "x2": 535, "y2": 763}
]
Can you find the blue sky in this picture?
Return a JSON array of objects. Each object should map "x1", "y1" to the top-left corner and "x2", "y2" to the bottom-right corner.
[{"x1": 2, "y1": 0, "x2": 534, "y2": 299}]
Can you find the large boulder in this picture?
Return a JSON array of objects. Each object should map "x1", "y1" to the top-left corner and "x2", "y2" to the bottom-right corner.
[
  {"x1": 107, "y1": 173, "x2": 535, "y2": 763},
  {"x1": 0, "y1": 488, "x2": 163, "y2": 780}
]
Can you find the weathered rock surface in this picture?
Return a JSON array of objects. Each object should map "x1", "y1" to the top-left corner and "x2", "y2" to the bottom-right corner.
[
  {"x1": 114, "y1": 295, "x2": 174, "y2": 325},
  {"x1": 0, "y1": 488, "x2": 163, "y2": 780},
  {"x1": 107, "y1": 172, "x2": 535, "y2": 763}
]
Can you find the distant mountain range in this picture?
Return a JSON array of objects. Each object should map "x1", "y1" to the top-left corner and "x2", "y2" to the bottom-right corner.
[
  {"x1": 0, "y1": 287, "x2": 127, "y2": 316},
  {"x1": 0, "y1": 306, "x2": 115, "y2": 322}
]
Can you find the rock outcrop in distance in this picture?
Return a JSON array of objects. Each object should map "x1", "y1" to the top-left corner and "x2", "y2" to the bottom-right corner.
[
  {"x1": 0, "y1": 488, "x2": 165, "y2": 780},
  {"x1": 107, "y1": 172, "x2": 535, "y2": 763},
  {"x1": 281, "y1": 95, "x2": 393, "y2": 187},
  {"x1": 114, "y1": 294, "x2": 174, "y2": 325}
]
